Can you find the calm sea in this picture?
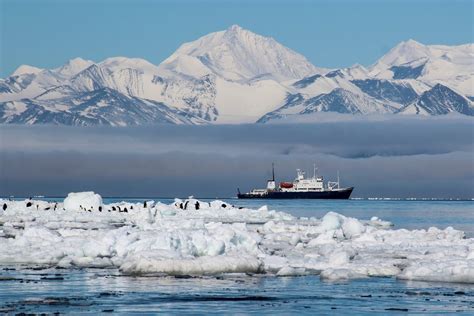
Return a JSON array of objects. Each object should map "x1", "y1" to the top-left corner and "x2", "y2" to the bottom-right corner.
[{"x1": 1, "y1": 199, "x2": 473, "y2": 314}]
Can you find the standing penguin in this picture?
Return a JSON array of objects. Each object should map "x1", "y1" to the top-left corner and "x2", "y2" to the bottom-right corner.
[{"x1": 2, "y1": 203, "x2": 7, "y2": 211}]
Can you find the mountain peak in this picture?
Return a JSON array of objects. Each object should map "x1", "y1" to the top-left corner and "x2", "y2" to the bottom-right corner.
[
  {"x1": 227, "y1": 24, "x2": 243, "y2": 32},
  {"x1": 56, "y1": 57, "x2": 94, "y2": 77},
  {"x1": 99, "y1": 57, "x2": 160, "y2": 73},
  {"x1": 368, "y1": 40, "x2": 431, "y2": 78},
  {"x1": 403, "y1": 39, "x2": 423, "y2": 47},
  {"x1": 159, "y1": 25, "x2": 320, "y2": 81},
  {"x1": 63, "y1": 57, "x2": 94, "y2": 68},
  {"x1": 11, "y1": 64, "x2": 43, "y2": 77}
]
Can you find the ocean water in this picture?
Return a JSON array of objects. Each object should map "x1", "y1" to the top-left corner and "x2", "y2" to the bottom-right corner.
[{"x1": 1, "y1": 199, "x2": 473, "y2": 314}]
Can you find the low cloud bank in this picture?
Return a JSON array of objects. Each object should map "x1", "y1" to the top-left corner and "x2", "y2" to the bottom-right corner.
[{"x1": 1, "y1": 117, "x2": 473, "y2": 198}]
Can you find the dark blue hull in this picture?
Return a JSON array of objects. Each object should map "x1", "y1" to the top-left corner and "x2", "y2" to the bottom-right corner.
[{"x1": 237, "y1": 187, "x2": 354, "y2": 199}]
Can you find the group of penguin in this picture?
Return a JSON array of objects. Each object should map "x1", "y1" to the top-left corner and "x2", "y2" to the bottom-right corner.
[
  {"x1": 78, "y1": 203, "x2": 142, "y2": 213},
  {"x1": 1, "y1": 200, "x2": 139, "y2": 214},
  {"x1": 2, "y1": 199, "x2": 243, "y2": 214},
  {"x1": 175, "y1": 200, "x2": 203, "y2": 210},
  {"x1": 174, "y1": 200, "x2": 244, "y2": 211},
  {"x1": 2, "y1": 200, "x2": 60, "y2": 212}
]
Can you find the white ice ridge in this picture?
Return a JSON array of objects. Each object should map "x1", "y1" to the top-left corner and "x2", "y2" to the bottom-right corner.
[{"x1": 1, "y1": 192, "x2": 473, "y2": 283}]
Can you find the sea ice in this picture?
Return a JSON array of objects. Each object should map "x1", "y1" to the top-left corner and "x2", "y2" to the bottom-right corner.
[
  {"x1": 63, "y1": 191, "x2": 102, "y2": 212},
  {"x1": 0, "y1": 192, "x2": 472, "y2": 283}
]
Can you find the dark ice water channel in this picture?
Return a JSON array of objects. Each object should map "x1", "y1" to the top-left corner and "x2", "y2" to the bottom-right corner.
[
  {"x1": 0, "y1": 268, "x2": 473, "y2": 315},
  {"x1": 1, "y1": 199, "x2": 473, "y2": 314}
]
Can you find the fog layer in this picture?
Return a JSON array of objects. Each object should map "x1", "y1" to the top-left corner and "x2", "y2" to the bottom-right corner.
[{"x1": 1, "y1": 117, "x2": 473, "y2": 198}]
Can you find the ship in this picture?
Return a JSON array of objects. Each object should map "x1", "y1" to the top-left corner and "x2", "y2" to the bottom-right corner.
[{"x1": 237, "y1": 164, "x2": 353, "y2": 199}]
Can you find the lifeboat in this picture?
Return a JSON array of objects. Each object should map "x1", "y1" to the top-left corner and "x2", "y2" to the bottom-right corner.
[{"x1": 280, "y1": 182, "x2": 294, "y2": 189}]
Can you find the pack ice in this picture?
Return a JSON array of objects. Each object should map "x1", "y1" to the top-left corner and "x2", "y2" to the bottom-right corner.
[{"x1": 0, "y1": 192, "x2": 473, "y2": 283}]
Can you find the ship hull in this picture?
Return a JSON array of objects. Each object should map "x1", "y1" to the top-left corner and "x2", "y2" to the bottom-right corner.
[{"x1": 238, "y1": 187, "x2": 354, "y2": 199}]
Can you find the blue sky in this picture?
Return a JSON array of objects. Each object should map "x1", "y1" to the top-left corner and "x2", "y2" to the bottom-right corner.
[{"x1": 1, "y1": 0, "x2": 472, "y2": 77}]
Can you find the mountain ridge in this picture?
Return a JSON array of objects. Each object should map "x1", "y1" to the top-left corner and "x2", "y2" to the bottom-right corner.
[{"x1": 1, "y1": 25, "x2": 473, "y2": 125}]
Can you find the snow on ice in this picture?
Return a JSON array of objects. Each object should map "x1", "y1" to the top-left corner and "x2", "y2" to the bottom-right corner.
[{"x1": 0, "y1": 192, "x2": 473, "y2": 283}]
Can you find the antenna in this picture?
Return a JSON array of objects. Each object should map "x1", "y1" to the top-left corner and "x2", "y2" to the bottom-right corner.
[
  {"x1": 313, "y1": 163, "x2": 316, "y2": 179},
  {"x1": 272, "y1": 162, "x2": 275, "y2": 181},
  {"x1": 337, "y1": 170, "x2": 340, "y2": 189}
]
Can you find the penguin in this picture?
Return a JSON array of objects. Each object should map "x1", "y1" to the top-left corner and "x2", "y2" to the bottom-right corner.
[
  {"x1": 26, "y1": 202, "x2": 32, "y2": 207},
  {"x1": 195, "y1": 201, "x2": 200, "y2": 210},
  {"x1": 130, "y1": 205, "x2": 133, "y2": 210},
  {"x1": 179, "y1": 203, "x2": 184, "y2": 210},
  {"x1": 44, "y1": 207, "x2": 50, "y2": 211},
  {"x1": 54, "y1": 203, "x2": 57, "y2": 211},
  {"x1": 112, "y1": 206, "x2": 116, "y2": 211},
  {"x1": 117, "y1": 206, "x2": 121, "y2": 212},
  {"x1": 98, "y1": 206, "x2": 102, "y2": 212},
  {"x1": 143, "y1": 201, "x2": 147, "y2": 208},
  {"x1": 221, "y1": 203, "x2": 227, "y2": 208},
  {"x1": 2, "y1": 203, "x2": 7, "y2": 211},
  {"x1": 184, "y1": 201, "x2": 189, "y2": 210},
  {"x1": 123, "y1": 207, "x2": 128, "y2": 213}
]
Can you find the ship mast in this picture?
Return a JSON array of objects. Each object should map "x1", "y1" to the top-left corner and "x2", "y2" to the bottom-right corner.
[{"x1": 272, "y1": 162, "x2": 275, "y2": 182}]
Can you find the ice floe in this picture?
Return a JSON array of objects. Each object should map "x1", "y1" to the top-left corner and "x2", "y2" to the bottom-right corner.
[{"x1": 0, "y1": 192, "x2": 473, "y2": 283}]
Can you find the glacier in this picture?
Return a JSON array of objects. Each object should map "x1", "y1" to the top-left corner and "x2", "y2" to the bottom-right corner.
[
  {"x1": 1, "y1": 192, "x2": 473, "y2": 283},
  {"x1": 0, "y1": 26, "x2": 473, "y2": 125}
]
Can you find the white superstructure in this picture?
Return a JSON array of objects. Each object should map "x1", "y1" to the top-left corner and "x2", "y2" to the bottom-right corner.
[{"x1": 279, "y1": 166, "x2": 340, "y2": 192}]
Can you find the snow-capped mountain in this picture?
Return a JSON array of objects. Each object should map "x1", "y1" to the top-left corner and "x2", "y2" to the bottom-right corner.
[
  {"x1": 369, "y1": 39, "x2": 474, "y2": 96},
  {"x1": 0, "y1": 26, "x2": 472, "y2": 126},
  {"x1": 159, "y1": 24, "x2": 322, "y2": 82}
]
